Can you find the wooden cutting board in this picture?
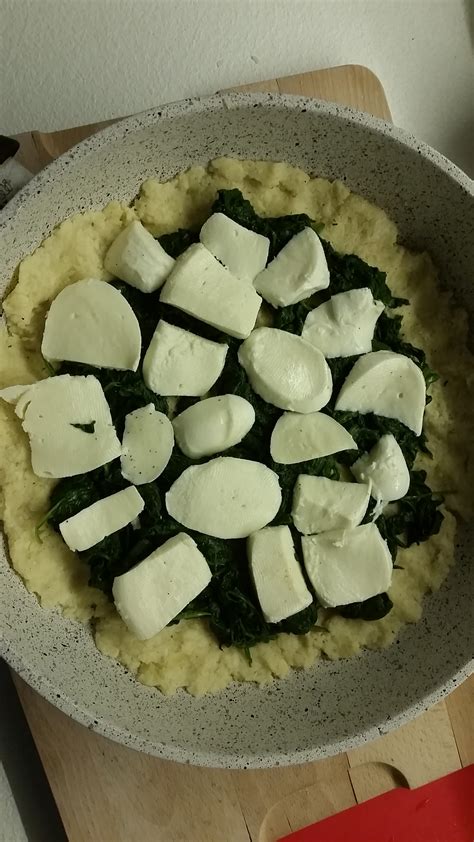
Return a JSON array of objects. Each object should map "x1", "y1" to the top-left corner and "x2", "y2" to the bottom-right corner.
[{"x1": 11, "y1": 65, "x2": 473, "y2": 842}]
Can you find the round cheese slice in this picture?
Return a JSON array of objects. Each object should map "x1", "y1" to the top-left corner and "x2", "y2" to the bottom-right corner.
[
  {"x1": 41, "y1": 278, "x2": 141, "y2": 371},
  {"x1": 238, "y1": 327, "x2": 332, "y2": 413},
  {"x1": 270, "y1": 411, "x2": 357, "y2": 464},
  {"x1": 351, "y1": 433, "x2": 410, "y2": 502},
  {"x1": 334, "y1": 350, "x2": 426, "y2": 435},
  {"x1": 121, "y1": 404, "x2": 174, "y2": 485},
  {"x1": 173, "y1": 395, "x2": 255, "y2": 458},
  {"x1": 166, "y1": 457, "x2": 282, "y2": 539},
  {"x1": 302, "y1": 288, "x2": 384, "y2": 358}
]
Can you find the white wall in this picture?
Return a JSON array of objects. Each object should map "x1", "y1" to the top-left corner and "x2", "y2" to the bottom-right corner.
[{"x1": 2, "y1": 0, "x2": 473, "y2": 174}]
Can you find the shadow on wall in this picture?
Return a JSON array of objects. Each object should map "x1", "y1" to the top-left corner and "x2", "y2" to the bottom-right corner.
[
  {"x1": 450, "y1": 0, "x2": 474, "y2": 177},
  {"x1": 0, "y1": 660, "x2": 67, "y2": 842},
  {"x1": 463, "y1": 0, "x2": 474, "y2": 45},
  {"x1": 448, "y1": 108, "x2": 474, "y2": 178}
]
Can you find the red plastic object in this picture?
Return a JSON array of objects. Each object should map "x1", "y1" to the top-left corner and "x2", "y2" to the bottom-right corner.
[{"x1": 279, "y1": 764, "x2": 474, "y2": 842}]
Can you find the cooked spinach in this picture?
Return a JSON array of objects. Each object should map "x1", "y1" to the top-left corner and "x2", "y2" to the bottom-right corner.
[
  {"x1": 328, "y1": 409, "x2": 428, "y2": 470},
  {"x1": 211, "y1": 345, "x2": 280, "y2": 458},
  {"x1": 273, "y1": 298, "x2": 315, "y2": 333},
  {"x1": 70, "y1": 421, "x2": 96, "y2": 434},
  {"x1": 337, "y1": 593, "x2": 393, "y2": 621},
  {"x1": 212, "y1": 188, "x2": 320, "y2": 260},
  {"x1": 373, "y1": 312, "x2": 439, "y2": 387},
  {"x1": 158, "y1": 228, "x2": 199, "y2": 258},
  {"x1": 376, "y1": 470, "x2": 444, "y2": 560},
  {"x1": 43, "y1": 188, "x2": 444, "y2": 647},
  {"x1": 323, "y1": 242, "x2": 408, "y2": 308}
]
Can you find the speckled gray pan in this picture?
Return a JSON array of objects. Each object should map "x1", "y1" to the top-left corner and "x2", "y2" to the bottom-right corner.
[{"x1": 1, "y1": 94, "x2": 473, "y2": 768}]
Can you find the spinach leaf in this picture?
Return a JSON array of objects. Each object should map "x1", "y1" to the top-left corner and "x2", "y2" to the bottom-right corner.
[
  {"x1": 46, "y1": 461, "x2": 128, "y2": 530},
  {"x1": 322, "y1": 242, "x2": 408, "y2": 309},
  {"x1": 273, "y1": 298, "x2": 315, "y2": 334},
  {"x1": 70, "y1": 421, "x2": 95, "y2": 434},
  {"x1": 273, "y1": 602, "x2": 320, "y2": 635},
  {"x1": 158, "y1": 228, "x2": 199, "y2": 258},
  {"x1": 376, "y1": 470, "x2": 444, "y2": 559},
  {"x1": 84, "y1": 529, "x2": 135, "y2": 592},
  {"x1": 194, "y1": 535, "x2": 274, "y2": 649},
  {"x1": 39, "y1": 473, "x2": 99, "y2": 532},
  {"x1": 337, "y1": 593, "x2": 393, "y2": 621},
  {"x1": 328, "y1": 409, "x2": 428, "y2": 469},
  {"x1": 210, "y1": 344, "x2": 280, "y2": 460}
]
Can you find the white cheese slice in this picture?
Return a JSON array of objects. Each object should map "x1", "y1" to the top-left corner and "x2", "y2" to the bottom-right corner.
[
  {"x1": 292, "y1": 475, "x2": 371, "y2": 534},
  {"x1": 112, "y1": 533, "x2": 212, "y2": 640},
  {"x1": 160, "y1": 243, "x2": 262, "y2": 339},
  {"x1": 166, "y1": 456, "x2": 282, "y2": 539},
  {"x1": 270, "y1": 411, "x2": 357, "y2": 464},
  {"x1": 18, "y1": 375, "x2": 122, "y2": 478},
  {"x1": 59, "y1": 486, "x2": 144, "y2": 552},
  {"x1": 351, "y1": 433, "x2": 410, "y2": 502},
  {"x1": 302, "y1": 523, "x2": 392, "y2": 607},
  {"x1": 173, "y1": 395, "x2": 255, "y2": 458},
  {"x1": 247, "y1": 525, "x2": 313, "y2": 623},
  {"x1": 253, "y1": 228, "x2": 329, "y2": 308},
  {"x1": 238, "y1": 327, "x2": 332, "y2": 413},
  {"x1": 104, "y1": 220, "x2": 175, "y2": 293},
  {"x1": 0, "y1": 383, "x2": 33, "y2": 406},
  {"x1": 302, "y1": 288, "x2": 384, "y2": 358},
  {"x1": 121, "y1": 404, "x2": 174, "y2": 485},
  {"x1": 41, "y1": 279, "x2": 141, "y2": 371},
  {"x1": 142, "y1": 320, "x2": 227, "y2": 396},
  {"x1": 334, "y1": 350, "x2": 426, "y2": 435},
  {"x1": 199, "y1": 213, "x2": 270, "y2": 282}
]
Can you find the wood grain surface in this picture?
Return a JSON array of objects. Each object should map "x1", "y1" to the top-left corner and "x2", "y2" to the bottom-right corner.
[{"x1": 10, "y1": 64, "x2": 472, "y2": 842}]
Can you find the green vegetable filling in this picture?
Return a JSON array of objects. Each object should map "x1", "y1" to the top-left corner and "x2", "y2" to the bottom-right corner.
[{"x1": 46, "y1": 189, "x2": 443, "y2": 644}]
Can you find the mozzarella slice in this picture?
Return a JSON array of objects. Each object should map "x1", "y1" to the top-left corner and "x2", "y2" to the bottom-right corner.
[
  {"x1": 335, "y1": 350, "x2": 426, "y2": 435},
  {"x1": 253, "y1": 228, "x2": 329, "y2": 308},
  {"x1": 160, "y1": 243, "x2": 262, "y2": 339},
  {"x1": 121, "y1": 404, "x2": 174, "y2": 485},
  {"x1": 199, "y1": 213, "x2": 270, "y2": 282},
  {"x1": 351, "y1": 434, "x2": 410, "y2": 502},
  {"x1": 166, "y1": 457, "x2": 281, "y2": 539},
  {"x1": 41, "y1": 279, "x2": 141, "y2": 371},
  {"x1": 247, "y1": 526, "x2": 313, "y2": 623},
  {"x1": 292, "y1": 475, "x2": 371, "y2": 534},
  {"x1": 0, "y1": 383, "x2": 33, "y2": 406},
  {"x1": 112, "y1": 533, "x2": 212, "y2": 640},
  {"x1": 18, "y1": 375, "x2": 121, "y2": 478},
  {"x1": 302, "y1": 523, "x2": 392, "y2": 607},
  {"x1": 104, "y1": 220, "x2": 175, "y2": 293},
  {"x1": 142, "y1": 320, "x2": 227, "y2": 396},
  {"x1": 270, "y1": 411, "x2": 356, "y2": 464},
  {"x1": 59, "y1": 486, "x2": 144, "y2": 552},
  {"x1": 302, "y1": 288, "x2": 384, "y2": 358},
  {"x1": 238, "y1": 327, "x2": 332, "y2": 413},
  {"x1": 173, "y1": 395, "x2": 255, "y2": 458}
]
